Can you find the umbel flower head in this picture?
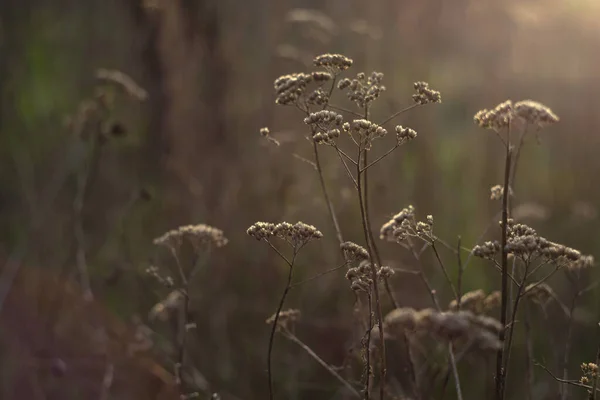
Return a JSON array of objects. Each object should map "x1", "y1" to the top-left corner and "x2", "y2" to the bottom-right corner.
[
  {"x1": 384, "y1": 307, "x2": 503, "y2": 351},
  {"x1": 448, "y1": 290, "x2": 501, "y2": 314},
  {"x1": 412, "y1": 81, "x2": 441, "y2": 105},
  {"x1": 472, "y1": 219, "x2": 594, "y2": 270},
  {"x1": 338, "y1": 71, "x2": 386, "y2": 108},
  {"x1": 247, "y1": 221, "x2": 323, "y2": 247},
  {"x1": 379, "y1": 206, "x2": 434, "y2": 243},
  {"x1": 154, "y1": 224, "x2": 228, "y2": 251},
  {"x1": 474, "y1": 99, "x2": 559, "y2": 131}
]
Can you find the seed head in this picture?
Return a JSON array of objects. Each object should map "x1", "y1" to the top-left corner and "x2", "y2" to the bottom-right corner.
[
  {"x1": 412, "y1": 81, "x2": 441, "y2": 105},
  {"x1": 313, "y1": 54, "x2": 353, "y2": 72}
]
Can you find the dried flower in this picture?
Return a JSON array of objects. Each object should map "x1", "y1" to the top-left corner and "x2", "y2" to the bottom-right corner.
[
  {"x1": 313, "y1": 53, "x2": 353, "y2": 72},
  {"x1": 384, "y1": 307, "x2": 503, "y2": 351},
  {"x1": 266, "y1": 308, "x2": 301, "y2": 331},
  {"x1": 340, "y1": 241, "x2": 370, "y2": 262},
  {"x1": 274, "y1": 73, "x2": 313, "y2": 105},
  {"x1": 379, "y1": 206, "x2": 434, "y2": 243},
  {"x1": 154, "y1": 224, "x2": 228, "y2": 252},
  {"x1": 395, "y1": 125, "x2": 417, "y2": 145},
  {"x1": 345, "y1": 119, "x2": 387, "y2": 149},
  {"x1": 247, "y1": 221, "x2": 323, "y2": 247},
  {"x1": 514, "y1": 100, "x2": 559, "y2": 127},
  {"x1": 472, "y1": 241, "x2": 501, "y2": 259},
  {"x1": 412, "y1": 81, "x2": 441, "y2": 105},
  {"x1": 474, "y1": 100, "x2": 513, "y2": 130},
  {"x1": 345, "y1": 260, "x2": 373, "y2": 293},
  {"x1": 339, "y1": 71, "x2": 386, "y2": 108}
]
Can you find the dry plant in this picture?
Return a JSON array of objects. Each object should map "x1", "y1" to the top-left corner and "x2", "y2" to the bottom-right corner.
[{"x1": 249, "y1": 52, "x2": 599, "y2": 400}]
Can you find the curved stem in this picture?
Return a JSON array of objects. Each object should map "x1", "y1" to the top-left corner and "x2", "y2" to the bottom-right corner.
[{"x1": 267, "y1": 251, "x2": 297, "y2": 400}]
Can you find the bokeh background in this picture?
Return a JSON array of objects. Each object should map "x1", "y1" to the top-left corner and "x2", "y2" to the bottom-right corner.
[{"x1": 1, "y1": 0, "x2": 600, "y2": 399}]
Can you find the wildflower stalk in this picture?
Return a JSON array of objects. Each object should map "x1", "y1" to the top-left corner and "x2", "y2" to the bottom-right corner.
[
  {"x1": 266, "y1": 245, "x2": 298, "y2": 400},
  {"x1": 495, "y1": 133, "x2": 513, "y2": 400},
  {"x1": 357, "y1": 149, "x2": 388, "y2": 400}
]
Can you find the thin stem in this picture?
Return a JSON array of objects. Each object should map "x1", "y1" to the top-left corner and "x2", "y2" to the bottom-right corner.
[
  {"x1": 431, "y1": 242, "x2": 458, "y2": 300},
  {"x1": 365, "y1": 293, "x2": 373, "y2": 400},
  {"x1": 495, "y1": 139, "x2": 512, "y2": 400},
  {"x1": 312, "y1": 140, "x2": 345, "y2": 246},
  {"x1": 356, "y1": 149, "x2": 388, "y2": 400},
  {"x1": 283, "y1": 330, "x2": 362, "y2": 398},
  {"x1": 289, "y1": 262, "x2": 348, "y2": 288},
  {"x1": 267, "y1": 250, "x2": 297, "y2": 400},
  {"x1": 524, "y1": 302, "x2": 534, "y2": 400},
  {"x1": 328, "y1": 103, "x2": 363, "y2": 117},
  {"x1": 379, "y1": 104, "x2": 419, "y2": 126},
  {"x1": 457, "y1": 237, "x2": 464, "y2": 309},
  {"x1": 334, "y1": 147, "x2": 358, "y2": 188},
  {"x1": 561, "y1": 287, "x2": 580, "y2": 400},
  {"x1": 535, "y1": 362, "x2": 600, "y2": 392},
  {"x1": 360, "y1": 144, "x2": 400, "y2": 172},
  {"x1": 503, "y1": 262, "x2": 532, "y2": 380}
]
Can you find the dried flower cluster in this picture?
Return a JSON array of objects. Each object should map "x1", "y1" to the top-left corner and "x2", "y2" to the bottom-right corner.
[
  {"x1": 340, "y1": 241, "x2": 370, "y2": 262},
  {"x1": 247, "y1": 221, "x2": 323, "y2": 247},
  {"x1": 274, "y1": 73, "x2": 313, "y2": 106},
  {"x1": 580, "y1": 362, "x2": 599, "y2": 385},
  {"x1": 379, "y1": 205, "x2": 434, "y2": 243},
  {"x1": 472, "y1": 241, "x2": 501, "y2": 259},
  {"x1": 448, "y1": 289, "x2": 501, "y2": 314},
  {"x1": 395, "y1": 125, "x2": 418, "y2": 145},
  {"x1": 313, "y1": 53, "x2": 353, "y2": 72},
  {"x1": 523, "y1": 283, "x2": 555, "y2": 307},
  {"x1": 473, "y1": 219, "x2": 594, "y2": 270},
  {"x1": 489, "y1": 184, "x2": 512, "y2": 200},
  {"x1": 338, "y1": 71, "x2": 386, "y2": 108},
  {"x1": 154, "y1": 224, "x2": 228, "y2": 251},
  {"x1": 304, "y1": 110, "x2": 344, "y2": 144},
  {"x1": 345, "y1": 261, "x2": 394, "y2": 293},
  {"x1": 343, "y1": 119, "x2": 387, "y2": 149},
  {"x1": 474, "y1": 100, "x2": 513, "y2": 130},
  {"x1": 412, "y1": 81, "x2": 441, "y2": 105},
  {"x1": 474, "y1": 99, "x2": 559, "y2": 131},
  {"x1": 514, "y1": 100, "x2": 560, "y2": 127},
  {"x1": 384, "y1": 307, "x2": 503, "y2": 351},
  {"x1": 266, "y1": 309, "x2": 301, "y2": 331},
  {"x1": 345, "y1": 260, "x2": 374, "y2": 293}
]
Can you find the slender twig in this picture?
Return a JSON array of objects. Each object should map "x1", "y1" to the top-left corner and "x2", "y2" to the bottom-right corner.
[
  {"x1": 312, "y1": 140, "x2": 345, "y2": 247},
  {"x1": 289, "y1": 262, "x2": 349, "y2": 288},
  {"x1": 503, "y1": 261, "x2": 532, "y2": 382},
  {"x1": 329, "y1": 103, "x2": 363, "y2": 117},
  {"x1": 379, "y1": 104, "x2": 419, "y2": 126},
  {"x1": 334, "y1": 147, "x2": 358, "y2": 188},
  {"x1": 535, "y1": 362, "x2": 600, "y2": 392},
  {"x1": 431, "y1": 242, "x2": 458, "y2": 300},
  {"x1": 561, "y1": 284, "x2": 581, "y2": 400},
  {"x1": 357, "y1": 149, "x2": 389, "y2": 400},
  {"x1": 457, "y1": 237, "x2": 464, "y2": 310},
  {"x1": 283, "y1": 330, "x2": 362, "y2": 398},
  {"x1": 495, "y1": 136, "x2": 512, "y2": 400},
  {"x1": 267, "y1": 248, "x2": 298, "y2": 400},
  {"x1": 360, "y1": 144, "x2": 400, "y2": 172},
  {"x1": 365, "y1": 292, "x2": 373, "y2": 399}
]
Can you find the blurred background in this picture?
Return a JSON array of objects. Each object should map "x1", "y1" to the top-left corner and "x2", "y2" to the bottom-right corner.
[{"x1": 1, "y1": 0, "x2": 600, "y2": 398}]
